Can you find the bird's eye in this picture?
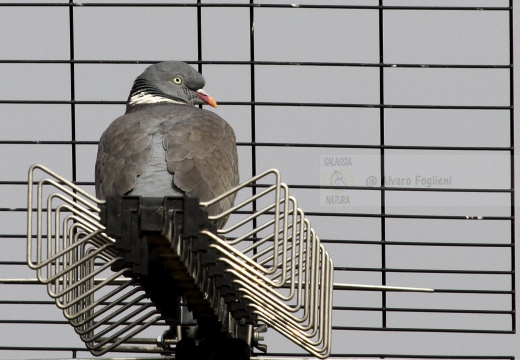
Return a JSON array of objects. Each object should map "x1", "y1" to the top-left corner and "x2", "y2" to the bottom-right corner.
[{"x1": 172, "y1": 76, "x2": 183, "y2": 85}]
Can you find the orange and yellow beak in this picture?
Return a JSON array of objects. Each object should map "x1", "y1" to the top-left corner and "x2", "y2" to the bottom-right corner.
[{"x1": 196, "y1": 89, "x2": 218, "y2": 108}]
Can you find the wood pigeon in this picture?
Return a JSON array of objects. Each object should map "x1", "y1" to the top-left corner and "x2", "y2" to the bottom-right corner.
[{"x1": 95, "y1": 61, "x2": 239, "y2": 226}]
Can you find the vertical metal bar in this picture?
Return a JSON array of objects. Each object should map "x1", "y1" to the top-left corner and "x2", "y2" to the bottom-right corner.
[
  {"x1": 378, "y1": 0, "x2": 387, "y2": 329},
  {"x1": 196, "y1": 0, "x2": 205, "y2": 113},
  {"x1": 68, "y1": 0, "x2": 77, "y2": 182},
  {"x1": 508, "y1": 0, "x2": 516, "y2": 333},
  {"x1": 197, "y1": 0, "x2": 203, "y2": 75},
  {"x1": 250, "y1": 1, "x2": 257, "y2": 180},
  {"x1": 250, "y1": 0, "x2": 258, "y2": 256}
]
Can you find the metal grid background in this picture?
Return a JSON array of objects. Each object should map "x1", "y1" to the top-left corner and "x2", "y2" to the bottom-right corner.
[{"x1": 0, "y1": 0, "x2": 516, "y2": 359}]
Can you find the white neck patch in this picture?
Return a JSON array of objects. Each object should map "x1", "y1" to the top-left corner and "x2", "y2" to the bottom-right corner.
[{"x1": 128, "y1": 91, "x2": 187, "y2": 106}]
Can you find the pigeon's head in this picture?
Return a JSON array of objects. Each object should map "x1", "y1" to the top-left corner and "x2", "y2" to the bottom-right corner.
[{"x1": 127, "y1": 61, "x2": 217, "y2": 108}]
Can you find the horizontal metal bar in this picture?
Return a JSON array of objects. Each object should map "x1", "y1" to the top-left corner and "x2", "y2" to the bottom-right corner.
[
  {"x1": 0, "y1": 319, "x2": 69, "y2": 325},
  {"x1": 269, "y1": 184, "x2": 512, "y2": 192},
  {"x1": 0, "y1": 142, "x2": 514, "y2": 154},
  {"x1": 0, "y1": 140, "x2": 98, "y2": 145},
  {"x1": 334, "y1": 267, "x2": 513, "y2": 276},
  {"x1": 14, "y1": 236, "x2": 514, "y2": 249},
  {"x1": 2, "y1": 275, "x2": 511, "y2": 287},
  {"x1": 0, "y1": 345, "x2": 173, "y2": 355},
  {"x1": 0, "y1": 100, "x2": 124, "y2": 105},
  {"x1": 331, "y1": 326, "x2": 514, "y2": 334},
  {"x1": 0, "y1": 319, "x2": 168, "y2": 327},
  {"x1": 201, "y1": 209, "x2": 514, "y2": 221},
  {"x1": 97, "y1": 337, "x2": 176, "y2": 345},
  {"x1": 198, "y1": 237, "x2": 512, "y2": 248},
  {"x1": 436, "y1": 288, "x2": 514, "y2": 295},
  {"x1": 0, "y1": 261, "x2": 27, "y2": 266},
  {"x1": 0, "y1": 181, "x2": 93, "y2": 188},
  {"x1": 321, "y1": 239, "x2": 514, "y2": 248},
  {"x1": 306, "y1": 212, "x2": 512, "y2": 221},
  {"x1": 0, "y1": 59, "x2": 512, "y2": 69},
  {"x1": 0, "y1": 99, "x2": 512, "y2": 110},
  {"x1": 0, "y1": 300, "x2": 150, "y2": 307},
  {"x1": 239, "y1": 142, "x2": 514, "y2": 151},
  {"x1": 434, "y1": 289, "x2": 514, "y2": 294},
  {"x1": 0, "y1": 346, "x2": 512, "y2": 360},
  {"x1": 1, "y1": 181, "x2": 514, "y2": 196},
  {"x1": 264, "y1": 353, "x2": 514, "y2": 359},
  {"x1": 0, "y1": 3, "x2": 511, "y2": 11},
  {"x1": 0, "y1": 278, "x2": 128, "y2": 285},
  {"x1": 333, "y1": 306, "x2": 513, "y2": 315},
  {"x1": 333, "y1": 283, "x2": 434, "y2": 292},
  {"x1": 0, "y1": 140, "x2": 514, "y2": 152},
  {"x1": 0, "y1": 300, "x2": 55, "y2": 305}
]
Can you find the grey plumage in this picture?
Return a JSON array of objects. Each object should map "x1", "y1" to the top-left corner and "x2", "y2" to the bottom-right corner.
[{"x1": 95, "y1": 61, "x2": 239, "y2": 224}]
